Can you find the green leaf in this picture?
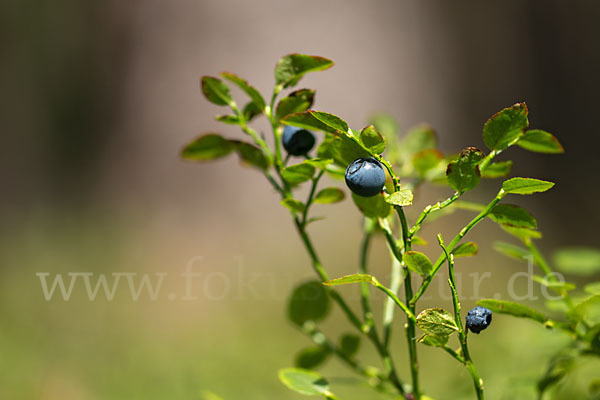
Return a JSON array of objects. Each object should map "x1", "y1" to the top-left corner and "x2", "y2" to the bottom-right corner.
[
  {"x1": 230, "y1": 141, "x2": 269, "y2": 170},
  {"x1": 483, "y1": 102, "x2": 529, "y2": 151},
  {"x1": 532, "y1": 275, "x2": 576, "y2": 291},
  {"x1": 404, "y1": 251, "x2": 434, "y2": 277},
  {"x1": 339, "y1": 334, "x2": 360, "y2": 357},
  {"x1": 476, "y1": 299, "x2": 547, "y2": 323},
  {"x1": 278, "y1": 368, "x2": 331, "y2": 396},
  {"x1": 220, "y1": 72, "x2": 266, "y2": 109},
  {"x1": 309, "y1": 111, "x2": 349, "y2": 133},
  {"x1": 304, "y1": 158, "x2": 334, "y2": 170},
  {"x1": 202, "y1": 391, "x2": 224, "y2": 400},
  {"x1": 584, "y1": 282, "x2": 600, "y2": 295},
  {"x1": 481, "y1": 160, "x2": 513, "y2": 178},
  {"x1": 288, "y1": 281, "x2": 330, "y2": 326},
  {"x1": 281, "y1": 198, "x2": 305, "y2": 214},
  {"x1": 553, "y1": 247, "x2": 600, "y2": 277},
  {"x1": 215, "y1": 114, "x2": 241, "y2": 125},
  {"x1": 358, "y1": 125, "x2": 385, "y2": 154},
  {"x1": 332, "y1": 135, "x2": 371, "y2": 166},
  {"x1": 452, "y1": 242, "x2": 478, "y2": 258},
  {"x1": 517, "y1": 129, "x2": 564, "y2": 154},
  {"x1": 567, "y1": 295, "x2": 600, "y2": 326},
  {"x1": 351, "y1": 193, "x2": 391, "y2": 219},
  {"x1": 181, "y1": 134, "x2": 233, "y2": 160},
  {"x1": 493, "y1": 241, "x2": 531, "y2": 261},
  {"x1": 314, "y1": 188, "x2": 345, "y2": 204},
  {"x1": 243, "y1": 101, "x2": 262, "y2": 122},
  {"x1": 323, "y1": 274, "x2": 378, "y2": 286},
  {"x1": 502, "y1": 177, "x2": 555, "y2": 195},
  {"x1": 446, "y1": 147, "x2": 485, "y2": 192},
  {"x1": 417, "y1": 334, "x2": 449, "y2": 347},
  {"x1": 275, "y1": 54, "x2": 334, "y2": 88},
  {"x1": 500, "y1": 225, "x2": 543, "y2": 240},
  {"x1": 385, "y1": 189, "x2": 413, "y2": 206},
  {"x1": 398, "y1": 124, "x2": 437, "y2": 162},
  {"x1": 488, "y1": 204, "x2": 538, "y2": 229},
  {"x1": 201, "y1": 76, "x2": 233, "y2": 106},
  {"x1": 282, "y1": 111, "x2": 338, "y2": 134},
  {"x1": 276, "y1": 89, "x2": 315, "y2": 121},
  {"x1": 413, "y1": 149, "x2": 444, "y2": 179},
  {"x1": 416, "y1": 308, "x2": 459, "y2": 338},
  {"x1": 295, "y1": 346, "x2": 330, "y2": 369},
  {"x1": 282, "y1": 162, "x2": 316, "y2": 184}
]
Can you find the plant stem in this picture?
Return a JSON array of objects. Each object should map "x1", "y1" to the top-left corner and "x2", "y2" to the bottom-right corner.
[
  {"x1": 411, "y1": 189, "x2": 505, "y2": 306},
  {"x1": 382, "y1": 255, "x2": 402, "y2": 348},
  {"x1": 301, "y1": 170, "x2": 324, "y2": 228},
  {"x1": 231, "y1": 103, "x2": 273, "y2": 162},
  {"x1": 409, "y1": 191, "x2": 462, "y2": 238},
  {"x1": 293, "y1": 217, "x2": 363, "y2": 328},
  {"x1": 379, "y1": 206, "x2": 421, "y2": 398},
  {"x1": 264, "y1": 105, "x2": 408, "y2": 395},
  {"x1": 439, "y1": 236, "x2": 485, "y2": 400},
  {"x1": 395, "y1": 207, "x2": 421, "y2": 399},
  {"x1": 359, "y1": 228, "x2": 376, "y2": 331},
  {"x1": 359, "y1": 226, "x2": 407, "y2": 395},
  {"x1": 266, "y1": 85, "x2": 284, "y2": 165}
]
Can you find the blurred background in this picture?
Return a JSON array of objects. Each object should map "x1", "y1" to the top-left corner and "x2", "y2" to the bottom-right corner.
[{"x1": 1, "y1": 0, "x2": 600, "y2": 399}]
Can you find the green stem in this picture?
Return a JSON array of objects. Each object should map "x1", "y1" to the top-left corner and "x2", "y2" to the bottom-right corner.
[
  {"x1": 382, "y1": 255, "x2": 402, "y2": 348},
  {"x1": 411, "y1": 189, "x2": 505, "y2": 306},
  {"x1": 374, "y1": 283, "x2": 416, "y2": 323},
  {"x1": 478, "y1": 149, "x2": 499, "y2": 171},
  {"x1": 439, "y1": 236, "x2": 485, "y2": 400},
  {"x1": 442, "y1": 345, "x2": 466, "y2": 363},
  {"x1": 409, "y1": 191, "x2": 462, "y2": 238},
  {"x1": 359, "y1": 228, "x2": 376, "y2": 331},
  {"x1": 380, "y1": 206, "x2": 420, "y2": 398},
  {"x1": 360, "y1": 226, "x2": 406, "y2": 395},
  {"x1": 301, "y1": 170, "x2": 324, "y2": 228},
  {"x1": 266, "y1": 84, "x2": 284, "y2": 165},
  {"x1": 396, "y1": 207, "x2": 420, "y2": 399}
]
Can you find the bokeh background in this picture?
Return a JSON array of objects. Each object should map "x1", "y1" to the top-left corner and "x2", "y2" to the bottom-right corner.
[{"x1": 2, "y1": 0, "x2": 600, "y2": 399}]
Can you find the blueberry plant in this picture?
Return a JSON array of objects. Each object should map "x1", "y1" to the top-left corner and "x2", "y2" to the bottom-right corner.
[{"x1": 182, "y1": 54, "x2": 600, "y2": 399}]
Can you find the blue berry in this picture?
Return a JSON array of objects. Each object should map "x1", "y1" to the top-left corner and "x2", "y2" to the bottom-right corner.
[
  {"x1": 282, "y1": 126, "x2": 316, "y2": 156},
  {"x1": 345, "y1": 158, "x2": 386, "y2": 197},
  {"x1": 466, "y1": 306, "x2": 492, "y2": 334}
]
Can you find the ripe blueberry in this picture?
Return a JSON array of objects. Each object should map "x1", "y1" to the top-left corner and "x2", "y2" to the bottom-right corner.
[
  {"x1": 282, "y1": 126, "x2": 316, "y2": 156},
  {"x1": 466, "y1": 306, "x2": 492, "y2": 334},
  {"x1": 345, "y1": 157, "x2": 386, "y2": 197}
]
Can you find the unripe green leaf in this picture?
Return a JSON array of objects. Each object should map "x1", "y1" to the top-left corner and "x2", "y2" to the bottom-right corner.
[
  {"x1": 181, "y1": 134, "x2": 233, "y2": 160},
  {"x1": 502, "y1": 177, "x2": 555, "y2": 195},
  {"x1": 416, "y1": 308, "x2": 459, "y2": 338},
  {"x1": 483, "y1": 102, "x2": 529, "y2": 150},
  {"x1": 288, "y1": 281, "x2": 330, "y2": 326},
  {"x1": 404, "y1": 251, "x2": 434, "y2": 277},
  {"x1": 201, "y1": 76, "x2": 233, "y2": 106},
  {"x1": 517, "y1": 129, "x2": 564, "y2": 154},
  {"x1": 276, "y1": 89, "x2": 315, "y2": 121},
  {"x1": 446, "y1": 147, "x2": 485, "y2": 192},
  {"x1": 278, "y1": 368, "x2": 331, "y2": 396},
  {"x1": 275, "y1": 54, "x2": 333, "y2": 88}
]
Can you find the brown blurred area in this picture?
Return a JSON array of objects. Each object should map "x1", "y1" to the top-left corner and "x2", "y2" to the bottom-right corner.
[
  {"x1": 2, "y1": 0, "x2": 600, "y2": 238},
  {"x1": 1, "y1": 1, "x2": 600, "y2": 399}
]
